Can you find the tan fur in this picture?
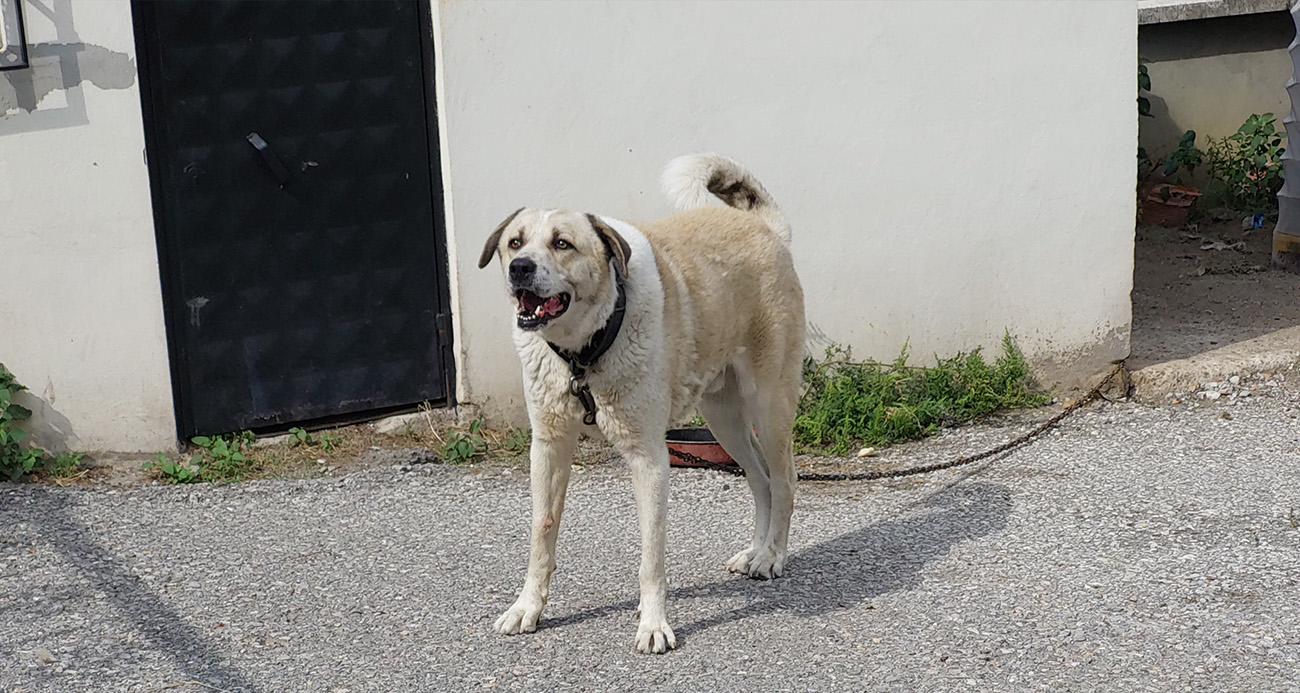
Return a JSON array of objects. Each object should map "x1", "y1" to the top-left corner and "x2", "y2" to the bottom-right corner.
[{"x1": 640, "y1": 207, "x2": 804, "y2": 422}]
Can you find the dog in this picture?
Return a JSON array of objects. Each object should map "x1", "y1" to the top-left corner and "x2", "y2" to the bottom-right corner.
[{"x1": 478, "y1": 153, "x2": 805, "y2": 653}]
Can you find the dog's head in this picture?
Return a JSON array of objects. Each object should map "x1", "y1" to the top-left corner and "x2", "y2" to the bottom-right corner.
[{"x1": 479, "y1": 208, "x2": 631, "y2": 334}]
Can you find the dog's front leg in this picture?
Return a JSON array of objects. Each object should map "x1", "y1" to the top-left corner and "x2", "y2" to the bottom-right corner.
[
  {"x1": 625, "y1": 441, "x2": 676, "y2": 654},
  {"x1": 493, "y1": 425, "x2": 579, "y2": 636}
]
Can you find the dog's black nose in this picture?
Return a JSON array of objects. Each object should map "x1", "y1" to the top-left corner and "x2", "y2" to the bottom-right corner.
[{"x1": 509, "y1": 257, "x2": 536, "y2": 282}]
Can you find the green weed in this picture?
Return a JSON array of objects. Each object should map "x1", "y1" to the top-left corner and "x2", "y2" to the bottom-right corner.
[
  {"x1": 317, "y1": 432, "x2": 341, "y2": 453},
  {"x1": 1, "y1": 364, "x2": 89, "y2": 481},
  {"x1": 189, "y1": 431, "x2": 257, "y2": 482},
  {"x1": 794, "y1": 333, "x2": 1048, "y2": 455},
  {"x1": 288, "y1": 426, "x2": 340, "y2": 452},
  {"x1": 503, "y1": 427, "x2": 531, "y2": 455},
  {"x1": 1202, "y1": 113, "x2": 1286, "y2": 214},
  {"x1": 1161, "y1": 129, "x2": 1203, "y2": 183},
  {"x1": 1, "y1": 364, "x2": 41, "y2": 480},
  {"x1": 45, "y1": 452, "x2": 86, "y2": 480},
  {"x1": 143, "y1": 452, "x2": 203, "y2": 483},
  {"x1": 146, "y1": 431, "x2": 260, "y2": 484},
  {"x1": 441, "y1": 418, "x2": 487, "y2": 464},
  {"x1": 288, "y1": 426, "x2": 315, "y2": 446}
]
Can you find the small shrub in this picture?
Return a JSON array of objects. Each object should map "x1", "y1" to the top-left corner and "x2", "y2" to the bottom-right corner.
[
  {"x1": 794, "y1": 334, "x2": 1048, "y2": 455},
  {"x1": 1204, "y1": 113, "x2": 1286, "y2": 213}
]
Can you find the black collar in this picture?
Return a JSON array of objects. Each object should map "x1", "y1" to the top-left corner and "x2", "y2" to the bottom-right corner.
[
  {"x1": 546, "y1": 272, "x2": 627, "y2": 425},
  {"x1": 547, "y1": 277, "x2": 626, "y2": 376}
]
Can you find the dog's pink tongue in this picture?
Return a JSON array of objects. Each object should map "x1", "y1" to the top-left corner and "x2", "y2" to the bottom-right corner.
[{"x1": 541, "y1": 295, "x2": 565, "y2": 317}]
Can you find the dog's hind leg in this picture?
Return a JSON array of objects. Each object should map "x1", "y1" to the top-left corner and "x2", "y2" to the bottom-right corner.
[
  {"x1": 493, "y1": 421, "x2": 580, "y2": 636},
  {"x1": 746, "y1": 392, "x2": 798, "y2": 579},
  {"x1": 700, "y1": 367, "x2": 774, "y2": 577}
]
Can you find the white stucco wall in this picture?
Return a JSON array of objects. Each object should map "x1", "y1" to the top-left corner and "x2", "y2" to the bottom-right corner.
[
  {"x1": 0, "y1": 0, "x2": 174, "y2": 452},
  {"x1": 438, "y1": 0, "x2": 1137, "y2": 423}
]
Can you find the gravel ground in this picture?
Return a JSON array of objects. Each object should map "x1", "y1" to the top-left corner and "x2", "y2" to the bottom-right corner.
[{"x1": 4, "y1": 388, "x2": 1300, "y2": 692}]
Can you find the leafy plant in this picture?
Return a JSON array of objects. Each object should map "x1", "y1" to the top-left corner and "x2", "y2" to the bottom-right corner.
[
  {"x1": 46, "y1": 452, "x2": 86, "y2": 480},
  {"x1": 1138, "y1": 59, "x2": 1155, "y2": 175},
  {"x1": 1204, "y1": 113, "x2": 1286, "y2": 213},
  {"x1": 1138, "y1": 59, "x2": 1153, "y2": 119},
  {"x1": 0, "y1": 364, "x2": 83, "y2": 481},
  {"x1": 503, "y1": 427, "x2": 531, "y2": 455},
  {"x1": 143, "y1": 452, "x2": 202, "y2": 484},
  {"x1": 794, "y1": 334, "x2": 1048, "y2": 455},
  {"x1": 318, "y1": 431, "x2": 341, "y2": 453},
  {"x1": 440, "y1": 418, "x2": 487, "y2": 464},
  {"x1": 0, "y1": 364, "x2": 40, "y2": 480},
  {"x1": 1161, "y1": 130, "x2": 1203, "y2": 182},
  {"x1": 190, "y1": 431, "x2": 257, "y2": 482},
  {"x1": 288, "y1": 426, "x2": 316, "y2": 446},
  {"x1": 288, "y1": 426, "x2": 339, "y2": 452}
]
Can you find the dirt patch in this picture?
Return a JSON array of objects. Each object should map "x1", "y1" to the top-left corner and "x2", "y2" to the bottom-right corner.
[
  {"x1": 35, "y1": 416, "x2": 624, "y2": 488},
  {"x1": 1131, "y1": 214, "x2": 1300, "y2": 369}
]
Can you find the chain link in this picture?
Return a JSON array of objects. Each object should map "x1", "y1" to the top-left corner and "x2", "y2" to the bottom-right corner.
[{"x1": 668, "y1": 447, "x2": 745, "y2": 475}]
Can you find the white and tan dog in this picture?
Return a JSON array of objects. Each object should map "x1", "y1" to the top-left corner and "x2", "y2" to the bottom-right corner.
[{"x1": 479, "y1": 153, "x2": 805, "y2": 653}]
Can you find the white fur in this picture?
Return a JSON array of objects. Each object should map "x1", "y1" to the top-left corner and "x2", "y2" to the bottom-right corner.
[
  {"x1": 489, "y1": 156, "x2": 804, "y2": 656},
  {"x1": 661, "y1": 152, "x2": 792, "y2": 245},
  {"x1": 496, "y1": 218, "x2": 678, "y2": 653}
]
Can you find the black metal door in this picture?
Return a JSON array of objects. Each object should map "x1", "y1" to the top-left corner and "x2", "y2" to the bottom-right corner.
[{"x1": 134, "y1": 0, "x2": 452, "y2": 436}]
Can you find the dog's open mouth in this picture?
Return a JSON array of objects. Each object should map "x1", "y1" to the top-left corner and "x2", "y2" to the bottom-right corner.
[{"x1": 515, "y1": 290, "x2": 571, "y2": 329}]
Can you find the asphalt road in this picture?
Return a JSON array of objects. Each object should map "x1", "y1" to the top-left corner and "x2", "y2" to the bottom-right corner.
[{"x1": 4, "y1": 388, "x2": 1300, "y2": 692}]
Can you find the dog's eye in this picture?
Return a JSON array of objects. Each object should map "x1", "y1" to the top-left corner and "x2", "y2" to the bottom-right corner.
[
  {"x1": 508, "y1": 238, "x2": 522, "y2": 249},
  {"x1": 553, "y1": 239, "x2": 571, "y2": 250}
]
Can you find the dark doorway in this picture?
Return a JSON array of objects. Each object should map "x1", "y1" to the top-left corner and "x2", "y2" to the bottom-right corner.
[{"x1": 133, "y1": 0, "x2": 453, "y2": 437}]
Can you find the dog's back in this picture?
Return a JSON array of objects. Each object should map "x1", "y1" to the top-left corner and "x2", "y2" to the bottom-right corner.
[{"x1": 639, "y1": 160, "x2": 805, "y2": 424}]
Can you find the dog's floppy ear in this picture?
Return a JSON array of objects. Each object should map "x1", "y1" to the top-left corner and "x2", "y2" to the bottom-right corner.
[
  {"x1": 586, "y1": 214, "x2": 632, "y2": 278},
  {"x1": 478, "y1": 207, "x2": 526, "y2": 269}
]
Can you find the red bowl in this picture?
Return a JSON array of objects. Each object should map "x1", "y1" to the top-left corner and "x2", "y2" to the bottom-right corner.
[{"x1": 666, "y1": 427, "x2": 736, "y2": 468}]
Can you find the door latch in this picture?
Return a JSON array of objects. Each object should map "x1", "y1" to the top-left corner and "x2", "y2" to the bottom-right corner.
[{"x1": 246, "y1": 132, "x2": 290, "y2": 187}]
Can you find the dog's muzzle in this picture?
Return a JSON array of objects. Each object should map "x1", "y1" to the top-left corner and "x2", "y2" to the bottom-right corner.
[
  {"x1": 508, "y1": 257, "x2": 571, "y2": 329},
  {"x1": 513, "y1": 288, "x2": 571, "y2": 330}
]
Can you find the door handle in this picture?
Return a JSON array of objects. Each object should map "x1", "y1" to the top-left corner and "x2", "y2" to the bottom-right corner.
[{"x1": 246, "y1": 132, "x2": 290, "y2": 186}]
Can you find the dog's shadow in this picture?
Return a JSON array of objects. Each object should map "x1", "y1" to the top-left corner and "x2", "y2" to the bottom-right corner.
[{"x1": 546, "y1": 479, "x2": 1013, "y2": 641}]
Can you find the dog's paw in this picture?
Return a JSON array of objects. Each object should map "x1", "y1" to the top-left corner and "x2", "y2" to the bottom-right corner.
[
  {"x1": 493, "y1": 598, "x2": 544, "y2": 635},
  {"x1": 740, "y1": 548, "x2": 785, "y2": 580},
  {"x1": 635, "y1": 618, "x2": 676, "y2": 654},
  {"x1": 725, "y1": 548, "x2": 754, "y2": 574}
]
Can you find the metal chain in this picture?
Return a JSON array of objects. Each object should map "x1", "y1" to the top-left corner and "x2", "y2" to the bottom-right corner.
[
  {"x1": 671, "y1": 363, "x2": 1129, "y2": 483},
  {"x1": 668, "y1": 447, "x2": 743, "y2": 474}
]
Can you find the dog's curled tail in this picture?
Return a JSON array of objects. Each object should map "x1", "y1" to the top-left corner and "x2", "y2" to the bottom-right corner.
[{"x1": 661, "y1": 153, "x2": 792, "y2": 245}]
